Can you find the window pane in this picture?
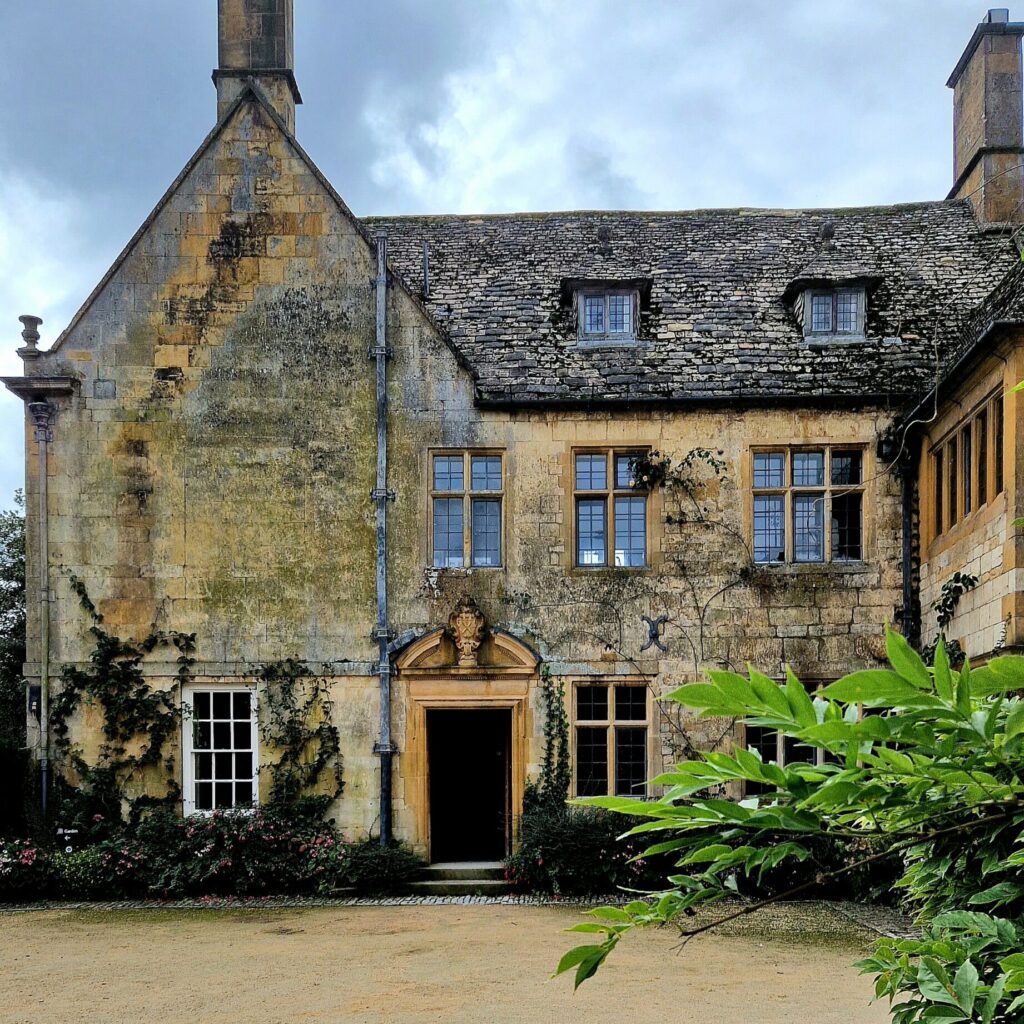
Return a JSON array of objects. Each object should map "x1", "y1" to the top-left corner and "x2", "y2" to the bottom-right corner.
[
  {"x1": 608, "y1": 294, "x2": 631, "y2": 334},
  {"x1": 793, "y1": 494, "x2": 825, "y2": 562},
  {"x1": 948, "y1": 438, "x2": 958, "y2": 523},
  {"x1": 613, "y1": 496, "x2": 647, "y2": 567},
  {"x1": 583, "y1": 295, "x2": 605, "y2": 334},
  {"x1": 744, "y1": 725, "x2": 777, "y2": 796},
  {"x1": 215, "y1": 783, "x2": 234, "y2": 809},
  {"x1": 433, "y1": 455, "x2": 464, "y2": 492},
  {"x1": 783, "y1": 732, "x2": 812, "y2": 766},
  {"x1": 836, "y1": 290, "x2": 859, "y2": 332},
  {"x1": 471, "y1": 498, "x2": 501, "y2": 567},
  {"x1": 977, "y1": 410, "x2": 988, "y2": 506},
  {"x1": 962, "y1": 425, "x2": 973, "y2": 515},
  {"x1": 575, "y1": 453, "x2": 607, "y2": 490},
  {"x1": 193, "y1": 692, "x2": 210, "y2": 719},
  {"x1": 235, "y1": 781, "x2": 253, "y2": 806},
  {"x1": 753, "y1": 494, "x2": 785, "y2": 562},
  {"x1": 193, "y1": 721, "x2": 211, "y2": 750},
  {"x1": 233, "y1": 721, "x2": 251, "y2": 750},
  {"x1": 995, "y1": 396, "x2": 1005, "y2": 494},
  {"x1": 614, "y1": 685, "x2": 646, "y2": 721},
  {"x1": 235, "y1": 752, "x2": 253, "y2": 779},
  {"x1": 213, "y1": 722, "x2": 232, "y2": 749},
  {"x1": 215, "y1": 752, "x2": 233, "y2": 780},
  {"x1": 432, "y1": 497, "x2": 464, "y2": 568},
  {"x1": 934, "y1": 449, "x2": 944, "y2": 534},
  {"x1": 577, "y1": 685, "x2": 608, "y2": 721},
  {"x1": 212, "y1": 692, "x2": 231, "y2": 719},
  {"x1": 831, "y1": 493, "x2": 863, "y2": 561},
  {"x1": 614, "y1": 727, "x2": 647, "y2": 797},
  {"x1": 232, "y1": 692, "x2": 251, "y2": 719},
  {"x1": 576, "y1": 498, "x2": 607, "y2": 566},
  {"x1": 615, "y1": 454, "x2": 637, "y2": 489},
  {"x1": 470, "y1": 455, "x2": 502, "y2": 492},
  {"x1": 793, "y1": 451, "x2": 824, "y2": 487},
  {"x1": 811, "y1": 293, "x2": 833, "y2": 332},
  {"x1": 195, "y1": 782, "x2": 213, "y2": 811},
  {"x1": 831, "y1": 450, "x2": 862, "y2": 486},
  {"x1": 576, "y1": 727, "x2": 608, "y2": 796},
  {"x1": 195, "y1": 753, "x2": 212, "y2": 780},
  {"x1": 753, "y1": 452, "x2": 785, "y2": 488}
]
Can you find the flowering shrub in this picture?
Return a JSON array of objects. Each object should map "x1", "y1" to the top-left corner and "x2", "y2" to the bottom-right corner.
[{"x1": 0, "y1": 839, "x2": 50, "y2": 900}]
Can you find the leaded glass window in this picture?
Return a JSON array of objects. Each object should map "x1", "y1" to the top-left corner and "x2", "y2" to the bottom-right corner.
[
  {"x1": 574, "y1": 682, "x2": 649, "y2": 798},
  {"x1": 578, "y1": 291, "x2": 637, "y2": 343},
  {"x1": 805, "y1": 288, "x2": 864, "y2": 336},
  {"x1": 431, "y1": 452, "x2": 504, "y2": 568},
  {"x1": 574, "y1": 450, "x2": 648, "y2": 568}
]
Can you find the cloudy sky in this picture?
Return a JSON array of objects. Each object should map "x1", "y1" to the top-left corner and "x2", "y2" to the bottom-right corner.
[{"x1": 0, "y1": 0, "x2": 995, "y2": 505}]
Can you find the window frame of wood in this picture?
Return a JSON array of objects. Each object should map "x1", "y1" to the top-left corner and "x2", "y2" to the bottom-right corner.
[
  {"x1": 928, "y1": 389, "x2": 1005, "y2": 541},
  {"x1": 803, "y1": 287, "x2": 866, "y2": 339},
  {"x1": 573, "y1": 449, "x2": 650, "y2": 569},
  {"x1": 572, "y1": 680, "x2": 652, "y2": 798},
  {"x1": 182, "y1": 684, "x2": 259, "y2": 815},
  {"x1": 750, "y1": 446, "x2": 866, "y2": 564},
  {"x1": 429, "y1": 450, "x2": 505, "y2": 569}
]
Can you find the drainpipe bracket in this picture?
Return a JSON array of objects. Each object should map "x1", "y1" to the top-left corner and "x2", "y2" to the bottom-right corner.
[
  {"x1": 367, "y1": 345, "x2": 393, "y2": 360},
  {"x1": 370, "y1": 488, "x2": 396, "y2": 502},
  {"x1": 373, "y1": 742, "x2": 399, "y2": 756},
  {"x1": 372, "y1": 626, "x2": 393, "y2": 642}
]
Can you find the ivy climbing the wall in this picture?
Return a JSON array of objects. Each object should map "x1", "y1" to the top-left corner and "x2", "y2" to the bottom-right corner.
[{"x1": 530, "y1": 664, "x2": 570, "y2": 810}]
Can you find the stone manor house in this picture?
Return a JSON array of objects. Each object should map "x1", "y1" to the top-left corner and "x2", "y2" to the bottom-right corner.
[{"x1": 5, "y1": 3, "x2": 1024, "y2": 861}]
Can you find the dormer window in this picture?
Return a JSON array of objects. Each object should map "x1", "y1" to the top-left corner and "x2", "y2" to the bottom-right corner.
[
  {"x1": 805, "y1": 288, "x2": 865, "y2": 339},
  {"x1": 579, "y1": 290, "x2": 637, "y2": 345}
]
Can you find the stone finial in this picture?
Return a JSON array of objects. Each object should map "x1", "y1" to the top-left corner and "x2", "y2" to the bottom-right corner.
[
  {"x1": 17, "y1": 315, "x2": 43, "y2": 362},
  {"x1": 448, "y1": 596, "x2": 486, "y2": 667}
]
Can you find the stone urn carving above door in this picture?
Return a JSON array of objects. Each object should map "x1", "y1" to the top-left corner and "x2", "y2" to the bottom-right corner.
[{"x1": 448, "y1": 596, "x2": 486, "y2": 667}]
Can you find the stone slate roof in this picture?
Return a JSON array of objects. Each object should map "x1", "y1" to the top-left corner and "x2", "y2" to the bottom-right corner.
[{"x1": 364, "y1": 202, "x2": 1018, "y2": 407}]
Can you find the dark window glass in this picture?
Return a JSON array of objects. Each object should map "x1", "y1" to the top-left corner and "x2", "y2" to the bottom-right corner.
[
  {"x1": 948, "y1": 437, "x2": 958, "y2": 523},
  {"x1": 232, "y1": 692, "x2": 251, "y2": 719},
  {"x1": 213, "y1": 722, "x2": 232, "y2": 749},
  {"x1": 193, "y1": 721, "x2": 211, "y2": 750},
  {"x1": 195, "y1": 782, "x2": 213, "y2": 811},
  {"x1": 215, "y1": 783, "x2": 234, "y2": 809},
  {"x1": 783, "y1": 733, "x2": 810, "y2": 766},
  {"x1": 962, "y1": 425, "x2": 973, "y2": 516},
  {"x1": 233, "y1": 721, "x2": 251, "y2": 749},
  {"x1": 753, "y1": 452, "x2": 785, "y2": 488},
  {"x1": 576, "y1": 727, "x2": 608, "y2": 796},
  {"x1": 471, "y1": 498, "x2": 501, "y2": 567},
  {"x1": 934, "y1": 449, "x2": 944, "y2": 535},
  {"x1": 215, "y1": 752, "x2": 233, "y2": 780},
  {"x1": 577, "y1": 685, "x2": 608, "y2": 721},
  {"x1": 193, "y1": 692, "x2": 210, "y2": 719},
  {"x1": 615, "y1": 685, "x2": 647, "y2": 721},
  {"x1": 235, "y1": 781, "x2": 253, "y2": 806},
  {"x1": 745, "y1": 725, "x2": 778, "y2": 796},
  {"x1": 213, "y1": 692, "x2": 231, "y2": 719},
  {"x1": 433, "y1": 455, "x2": 464, "y2": 492},
  {"x1": 235, "y1": 752, "x2": 253, "y2": 779},
  {"x1": 613, "y1": 496, "x2": 647, "y2": 567},
  {"x1": 753, "y1": 495, "x2": 785, "y2": 562},
  {"x1": 995, "y1": 397, "x2": 1005, "y2": 494},
  {"x1": 793, "y1": 451, "x2": 825, "y2": 487},
  {"x1": 793, "y1": 494, "x2": 825, "y2": 562},
  {"x1": 577, "y1": 498, "x2": 607, "y2": 566},
  {"x1": 195, "y1": 753, "x2": 212, "y2": 780},
  {"x1": 831, "y1": 493, "x2": 862, "y2": 561},
  {"x1": 977, "y1": 410, "x2": 988, "y2": 506},
  {"x1": 831, "y1": 450, "x2": 862, "y2": 486},
  {"x1": 614, "y1": 727, "x2": 647, "y2": 796},
  {"x1": 432, "y1": 497, "x2": 464, "y2": 568},
  {"x1": 575, "y1": 453, "x2": 607, "y2": 491},
  {"x1": 470, "y1": 455, "x2": 502, "y2": 492}
]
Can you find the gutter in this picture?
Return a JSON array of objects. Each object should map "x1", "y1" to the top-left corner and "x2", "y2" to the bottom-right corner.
[{"x1": 370, "y1": 235, "x2": 396, "y2": 846}]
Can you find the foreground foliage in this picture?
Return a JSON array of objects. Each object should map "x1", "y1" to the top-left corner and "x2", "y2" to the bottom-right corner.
[{"x1": 557, "y1": 628, "x2": 1024, "y2": 1023}]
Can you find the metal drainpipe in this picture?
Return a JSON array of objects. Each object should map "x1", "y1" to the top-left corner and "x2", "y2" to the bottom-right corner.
[
  {"x1": 27, "y1": 401, "x2": 52, "y2": 820},
  {"x1": 371, "y1": 234, "x2": 395, "y2": 846}
]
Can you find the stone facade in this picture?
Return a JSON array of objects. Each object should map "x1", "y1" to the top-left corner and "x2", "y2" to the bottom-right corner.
[{"x1": 5, "y1": 5, "x2": 1024, "y2": 858}]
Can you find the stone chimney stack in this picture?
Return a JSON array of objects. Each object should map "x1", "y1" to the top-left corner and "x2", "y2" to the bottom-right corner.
[
  {"x1": 214, "y1": 0, "x2": 302, "y2": 133},
  {"x1": 948, "y1": 9, "x2": 1024, "y2": 226}
]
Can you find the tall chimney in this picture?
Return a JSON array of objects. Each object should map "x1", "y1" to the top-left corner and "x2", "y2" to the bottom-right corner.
[
  {"x1": 214, "y1": 0, "x2": 302, "y2": 133},
  {"x1": 948, "y1": 9, "x2": 1024, "y2": 226}
]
